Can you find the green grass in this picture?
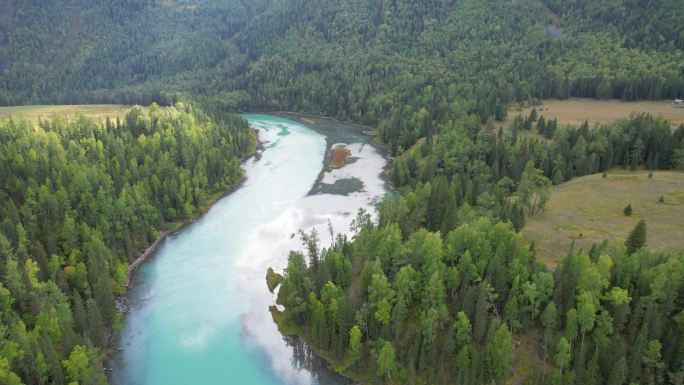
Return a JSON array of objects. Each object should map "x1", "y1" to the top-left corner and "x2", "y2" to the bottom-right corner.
[
  {"x1": 524, "y1": 170, "x2": 684, "y2": 267},
  {"x1": 0, "y1": 104, "x2": 133, "y2": 124}
]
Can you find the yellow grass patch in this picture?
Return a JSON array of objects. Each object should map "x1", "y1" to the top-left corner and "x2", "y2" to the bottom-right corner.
[
  {"x1": 510, "y1": 98, "x2": 684, "y2": 129},
  {"x1": 0, "y1": 105, "x2": 133, "y2": 125},
  {"x1": 523, "y1": 170, "x2": 684, "y2": 267}
]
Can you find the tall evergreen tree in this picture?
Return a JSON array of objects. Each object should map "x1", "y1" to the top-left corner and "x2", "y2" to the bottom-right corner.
[{"x1": 625, "y1": 220, "x2": 647, "y2": 254}]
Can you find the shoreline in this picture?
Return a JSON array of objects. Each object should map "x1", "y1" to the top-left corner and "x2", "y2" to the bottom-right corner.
[
  {"x1": 108, "y1": 126, "x2": 263, "y2": 373},
  {"x1": 113, "y1": 128, "x2": 261, "y2": 320},
  {"x1": 269, "y1": 305, "x2": 368, "y2": 385},
  {"x1": 259, "y1": 112, "x2": 396, "y2": 384},
  {"x1": 120, "y1": 178, "x2": 246, "y2": 293},
  {"x1": 252, "y1": 110, "x2": 377, "y2": 133},
  {"x1": 107, "y1": 128, "x2": 263, "y2": 376}
]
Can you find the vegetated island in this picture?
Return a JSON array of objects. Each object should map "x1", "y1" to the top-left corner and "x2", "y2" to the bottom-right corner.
[{"x1": 330, "y1": 144, "x2": 353, "y2": 169}]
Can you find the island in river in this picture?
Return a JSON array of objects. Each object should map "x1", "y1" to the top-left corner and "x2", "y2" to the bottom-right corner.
[{"x1": 110, "y1": 114, "x2": 389, "y2": 385}]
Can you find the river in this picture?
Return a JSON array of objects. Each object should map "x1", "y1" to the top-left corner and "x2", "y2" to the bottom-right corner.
[{"x1": 110, "y1": 114, "x2": 389, "y2": 385}]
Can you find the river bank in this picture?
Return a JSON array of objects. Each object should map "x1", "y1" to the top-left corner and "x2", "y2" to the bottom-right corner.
[
  {"x1": 118, "y1": 128, "x2": 263, "y2": 311},
  {"x1": 258, "y1": 113, "x2": 396, "y2": 384},
  {"x1": 123, "y1": 178, "x2": 247, "y2": 291},
  {"x1": 269, "y1": 297, "x2": 375, "y2": 385}
]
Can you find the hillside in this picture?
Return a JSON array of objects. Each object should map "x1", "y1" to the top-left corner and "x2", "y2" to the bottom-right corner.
[
  {"x1": 0, "y1": 0, "x2": 273, "y2": 105},
  {"x1": 2, "y1": 1, "x2": 683, "y2": 134}
]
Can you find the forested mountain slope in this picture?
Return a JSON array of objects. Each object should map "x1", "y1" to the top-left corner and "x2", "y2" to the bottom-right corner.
[
  {"x1": 542, "y1": 0, "x2": 684, "y2": 51},
  {"x1": 0, "y1": 0, "x2": 272, "y2": 105},
  {"x1": 2, "y1": 0, "x2": 683, "y2": 122}
]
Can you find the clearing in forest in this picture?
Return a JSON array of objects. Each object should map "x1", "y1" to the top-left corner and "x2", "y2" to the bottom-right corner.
[
  {"x1": 509, "y1": 98, "x2": 684, "y2": 129},
  {"x1": 0, "y1": 104, "x2": 132, "y2": 124},
  {"x1": 523, "y1": 170, "x2": 684, "y2": 267}
]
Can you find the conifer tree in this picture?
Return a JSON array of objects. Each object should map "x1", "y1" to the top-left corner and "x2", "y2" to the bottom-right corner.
[{"x1": 625, "y1": 220, "x2": 647, "y2": 254}]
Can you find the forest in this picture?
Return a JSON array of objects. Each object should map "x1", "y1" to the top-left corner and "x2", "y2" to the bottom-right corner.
[
  {"x1": 2, "y1": 0, "x2": 683, "y2": 119},
  {"x1": 0, "y1": 0, "x2": 683, "y2": 384},
  {"x1": 275, "y1": 113, "x2": 684, "y2": 385},
  {"x1": 0, "y1": 104, "x2": 254, "y2": 383}
]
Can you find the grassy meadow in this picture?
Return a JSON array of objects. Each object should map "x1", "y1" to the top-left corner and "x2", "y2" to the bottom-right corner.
[
  {"x1": 524, "y1": 170, "x2": 684, "y2": 267},
  {"x1": 509, "y1": 98, "x2": 684, "y2": 129},
  {"x1": 0, "y1": 104, "x2": 133, "y2": 124}
]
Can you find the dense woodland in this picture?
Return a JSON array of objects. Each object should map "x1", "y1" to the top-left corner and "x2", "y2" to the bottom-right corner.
[
  {"x1": 277, "y1": 113, "x2": 684, "y2": 385},
  {"x1": 0, "y1": 105, "x2": 254, "y2": 383},
  {"x1": 2, "y1": 0, "x2": 683, "y2": 121},
  {"x1": 1, "y1": 0, "x2": 684, "y2": 384},
  {"x1": 0, "y1": 0, "x2": 272, "y2": 106},
  {"x1": 281, "y1": 217, "x2": 684, "y2": 385}
]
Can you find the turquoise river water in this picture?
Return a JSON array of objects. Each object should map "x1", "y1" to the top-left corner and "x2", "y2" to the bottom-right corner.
[{"x1": 111, "y1": 114, "x2": 388, "y2": 385}]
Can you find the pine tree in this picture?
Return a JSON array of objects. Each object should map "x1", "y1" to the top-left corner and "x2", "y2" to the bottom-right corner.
[
  {"x1": 607, "y1": 356, "x2": 627, "y2": 385},
  {"x1": 643, "y1": 340, "x2": 664, "y2": 385},
  {"x1": 537, "y1": 116, "x2": 546, "y2": 134},
  {"x1": 524, "y1": 115, "x2": 533, "y2": 130},
  {"x1": 530, "y1": 108, "x2": 538, "y2": 122},
  {"x1": 485, "y1": 322, "x2": 513, "y2": 384},
  {"x1": 623, "y1": 204, "x2": 633, "y2": 216},
  {"x1": 72, "y1": 290, "x2": 87, "y2": 334},
  {"x1": 625, "y1": 220, "x2": 647, "y2": 254},
  {"x1": 86, "y1": 299, "x2": 106, "y2": 348},
  {"x1": 541, "y1": 302, "x2": 558, "y2": 381}
]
